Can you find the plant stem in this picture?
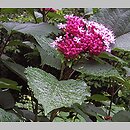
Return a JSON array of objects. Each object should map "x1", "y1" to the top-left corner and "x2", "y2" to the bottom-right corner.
[
  {"x1": 59, "y1": 62, "x2": 65, "y2": 80},
  {"x1": 45, "y1": 8, "x2": 52, "y2": 15},
  {"x1": 41, "y1": 8, "x2": 46, "y2": 22},
  {"x1": 68, "y1": 70, "x2": 75, "y2": 79},
  {"x1": 50, "y1": 109, "x2": 59, "y2": 122},
  {"x1": 108, "y1": 85, "x2": 122, "y2": 116},
  {"x1": 108, "y1": 80, "x2": 114, "y2": 116},
  {"x1": 32, "y1": 12, "x2": 38, "y2": 23},
  {"x1": 34, "y1": 99, "x2": 38, "y2": 122},
  {"x1": 108, "y1": 95, "x2": 113, "y2": 116},
  {"x1": 31, "y1": 95, "x2": 38, "y2": 122}
]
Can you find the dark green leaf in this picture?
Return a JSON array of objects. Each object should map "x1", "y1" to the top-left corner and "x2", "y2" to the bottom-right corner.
[
  {"x1": 0, "y1": 78, "x2": 21, "y2": 91},
  {"x1": 47, "y1": 12, "x2": 64, "y2": 19},
  {"x1": 36, "y1": 44, "x2": 61, "y2": 69},
  {"x1": 90, "y1": 8, "x2": 130, "y2": 37},
  {"x1": 73, "y1": 59, "x2": 122, "y2": 79},
  {"x1": 90, "y1": 8, "x2": 130, "y2": 51},
  {"x1": 124, "y1": 67, "x2": 130, "y2": 77},
  {"x1": 20, "y1": 110, "x2": 35, "y2": 121},
  {"x1": 0, "y1": 78, "x2": 18, "y2": 86},
  {"x1": 0, "y1": 90, "x2": 15, "y2": 109},
  {"x1": 0, "y1": 8, "x2": 18, "y2": 14},
  {"x1": 25, "y1": 67, "x2": 87, "y2": 115},
  {"x1": 0, "y1": 108, "x2": 21, "y2": 122},
  {"x1": 0, "y1": 22, "x2": 60, "y2": 38},
  {"x1": 1, "y1": 60, "x2": 26, "y2": 81},
  {"x1": 76, "y1": 114, "x2": 86, "y2": 122},
  {"x1": 115, "y1": 32, "x2": 130, "y2": 51},
  {"x1": 72, "y1": 103, "x2": 92, "y2": 122},
  {"x1": 73, "y1": 103, "x2": 107, "y2": 119},
  {"x1": 82, "y1": 103, "x2": 107, "y2": 116},
  {"x1": 112, "y1": 110, "x2": 130, "y2": 122},
  {"x1": 90, "y1": 94, "x2": 109, "y2": 102},
  {"x1": 99, "y1": 52, "x2": 127, "y2": 65},
  {"x1": 53, "y1": 117, "x2": 65, "y2": 122},
  {"x1": 0, "y1": 22, "x2": 61, "y2": 69},
  {"x1": 25, "y1": 8, "x2": 37, "y2": 23}
]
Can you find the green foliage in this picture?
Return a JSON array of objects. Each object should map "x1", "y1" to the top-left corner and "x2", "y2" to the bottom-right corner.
[
  {"x1": 73, "y1": 59, "x2": 122, "y2": 79},
  {"x1": 0, "y1": 108, "x2": 22, "y2": 122},
  {"x1": 98, "y1": 52, "x2": 127, "y2": 66},
  {"x1": 73, "y1": 103, "x2": 107, "y2": 122},
  {"x1": 25, "y1": 67, "x2": 87, "y2": 115},
  {"x1": 89, "y1": 94, "x2": 110, "y2": 102},
  {"x1": 90, "y1": 8, "x2": 130, "y2": 51},
  {"x1": 0, "y1": 78, "x2": 21, "y2": 91},
  {"x1": 0, "y1": 22, "x2": 61, "y2": 69},
  {"x1": 1, "y1": 60, "x2": 26, "y2": 80},
  {"x1": 112, "y1": 110, "x2": 130, "y2": 122},
  {"x1": 0, "y1": 8, "x2": 130, "y2": 122}
]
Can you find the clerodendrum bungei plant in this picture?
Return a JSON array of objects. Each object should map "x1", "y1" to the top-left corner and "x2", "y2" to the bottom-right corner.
[
  {"x1": 0, "y1": 8, "x2": 130, "y2": 122},
  {"x1": 52, "y1": 14, "x2": 115, "y2": 59}
]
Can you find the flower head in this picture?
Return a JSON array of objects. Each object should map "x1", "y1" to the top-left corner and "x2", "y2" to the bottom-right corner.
[{"x1": 51, "y1": 15, "x2": 115, "y2": 59}]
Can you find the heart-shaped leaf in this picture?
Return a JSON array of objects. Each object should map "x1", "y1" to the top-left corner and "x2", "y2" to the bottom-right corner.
[{"x1": 25, "y1": 67, "x2": 87, "y2": 115}]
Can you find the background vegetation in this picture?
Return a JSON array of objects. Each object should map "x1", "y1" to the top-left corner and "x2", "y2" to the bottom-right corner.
[{"x1": 0, "y1": 8, "x2": 130, "y2": 122}]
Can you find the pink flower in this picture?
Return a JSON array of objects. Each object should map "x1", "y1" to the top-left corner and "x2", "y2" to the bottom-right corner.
[
  {"x1": 57, "y1": 23, "x2": 66, "y2": 29},
  {"x1": 73, "y1": 37, "x2": 81, "y2": 43},
  {"x1": 50, "y1": 15, "x2": 115, "y2": 59},
  {"x1": 56, "y1": 36, "x2": 63, "y2": 42},
  {"x1": 64, "y1": 14, "x2": 74, "y2": 19}
]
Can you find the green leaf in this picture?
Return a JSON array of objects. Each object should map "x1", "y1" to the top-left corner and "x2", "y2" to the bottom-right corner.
[
  {"x1": 0, "y1": 78, "x2": 18, "y2": 86},
  {"x1": 81, "y1": 103, "x2": 107, "y2": 117},
  {"x1": 90, "y1": 8, "x2": 130, "y2": 51},
  {"x1": 0, "y1": 22, "x2": 61, "y2": 69},
  {"x1": 47, "y1": 12, "x2": 65, "y2": 20},
  {"x1": 115, "y1": 32, "x2": 130, "y2": 51},
  {"x1": 25, "y1": 67, "x2": 87, "y2": 115},
  {"x1": 0, "y1": 108, "x2": 21, "y2": 122},
  {"x1": 0, "y1": 90, "x2": 15, "y2": 109},
  {"x1": 0, "y1": 22, "x2": 60, "y2": 40},
  {"x1": 124, "y1": 67, "x2": 130, "y2": 77},
  {"x1": 36, "y1": 44, "x2": 61, "y2": 69},
  {"x1": 0, "y1": 8, "x2": 18, "y2": 14},
  {"x1": 73, "y1": 103, "x2": 107, "y2": 121},
  {"x1": 25, "y1": 8, "x2": 37, "y2": 23},
  {"x1": 98, "y1": 52, "x2": 127, "y2": 65},
  {"x1": 73, "y1": 59, "x2": 122, "y2": 79},
  {"x1": 112, "y1": 110, "x2": 130, "y2": 122},
  {"x1": 7, "y1": 40, "x2": 23, "y2": 46},
  {"x1": 72, "y1": 103, "x2": 92, "y2": 122},
  {"x1": 1, "y1": 60, "x2": 26, "y2": 81},
  {"x1": 90, "y1": 8, "x2": 130, "y2": 37},
  {"x1": 76, "y1": 114, "x2": 86, "y2": 122},
  {"x1": 0, "y1": 78, "x2": 21, "y2": 91},
  {"x1": 53, "y1": 117, "x2": 65, "y2": 122},
  {"x1": 89, "y1": 94, "x2": 109, "y2": 102}
]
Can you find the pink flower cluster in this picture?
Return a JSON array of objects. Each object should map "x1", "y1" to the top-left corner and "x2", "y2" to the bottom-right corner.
[{"x1": 51, "y1": 14, "x2": 115, "y2": 59}]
